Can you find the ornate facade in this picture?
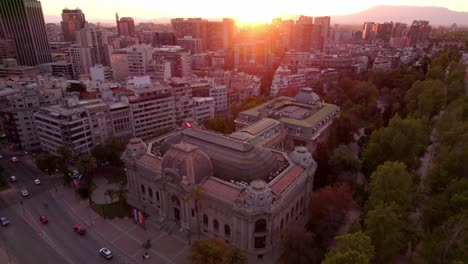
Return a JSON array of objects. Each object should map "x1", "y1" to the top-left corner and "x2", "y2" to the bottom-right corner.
[{"x1": 123, "y1": 122, "x2": 317, "y2": 255}]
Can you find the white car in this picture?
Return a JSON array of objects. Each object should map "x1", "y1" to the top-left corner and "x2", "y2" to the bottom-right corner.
[
  {"x1": 0, "y1": 217, "x2": 10, "y2": 226},
  {"x1": 9, "y1": 176, "x2": 17, "y2": 182},
  {"x1": 34, "y1": 179, "x2": 41, "y2": 185},
  {"x1": 10, "y1": 157, "x2": 19, "y2": 162},
  {"x1": 20, "y1": 189, "x2": 29, "y2": 197},
  {"x1": 99, "y1": 248, "x2": 113, "y2": 259}
]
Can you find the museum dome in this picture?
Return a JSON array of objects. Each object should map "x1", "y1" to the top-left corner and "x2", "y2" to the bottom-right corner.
[
  {"x1": 161, "y1": 142, "x2": 213, "y2": 184},
  {"x1": 295, "y1": 87, "x2": 321, "y2": 105},
  {"x1": 244, "y1": 180, "x2": 273, "y2": 208},
  {"x1": 124, "y1": 138, "x2": 147, "y2": 159},
  {"x1": 289, "y1": 146, "x2": 315, "y2": 168}
]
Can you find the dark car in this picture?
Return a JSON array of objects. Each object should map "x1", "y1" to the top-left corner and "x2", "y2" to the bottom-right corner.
[
  {"x1": 39, "y1": 216, "x2": 48, "y2": 224},
  {"x1": 73, "y1": 224, "x2": 86, "y2": 235}
]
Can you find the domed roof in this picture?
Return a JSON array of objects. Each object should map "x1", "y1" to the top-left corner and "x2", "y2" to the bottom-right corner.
[
  {"x1": 244, "y1": 180, "x2": 273, "y2": 209},
  {"x1": 159, "y1": 128, "x2": 280, "y2": 182},
  {"x1": 289, "y1": 146, "x2": 315, "y2": 168},
  {"x1": 161, "y1": 143, "x2": 213, "y2": 184},
  {"x1": 124, "y1": 138, "x2": 147, "y2": 159},
  {"x1": 295, "y1": 87, "x2": 321, "y2": 105}
]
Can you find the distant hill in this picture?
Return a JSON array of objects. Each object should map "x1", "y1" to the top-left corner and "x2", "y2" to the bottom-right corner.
[{"x1": 332, "y1": 5, "x2": 468, "y2": 26}]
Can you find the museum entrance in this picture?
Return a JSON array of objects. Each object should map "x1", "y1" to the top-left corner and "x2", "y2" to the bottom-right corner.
[{"x1": 173, "y1": 207, "x2": 181, "y2": 221}]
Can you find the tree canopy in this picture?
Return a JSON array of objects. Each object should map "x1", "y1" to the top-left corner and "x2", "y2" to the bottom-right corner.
[
  {"x1": 404, "y1": 79, "x2": 446, "y2": 118},
  {"x1": 189, "y1": 237, "x2": 247, "y2": 264},
  {"x1": 362, "y1": 115, "x2": 429, "y2": 174},
  {"x1": 307, "y1": 184, "x2": 353, "y2": 245},
  {"x1": 323, "y1": 232, "x2": 375, "y2": 264},
  {"x1": 366, "y1": 161, "x2": 415, "y2": 212}
]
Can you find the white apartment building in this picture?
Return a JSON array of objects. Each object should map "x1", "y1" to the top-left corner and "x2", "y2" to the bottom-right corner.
[
  {"x1": 90, "y1": 64, "x2": 112, "y2": 81},
  {"x1": 209, "y1": 84, "x2": 228, "y2": 113},
  {"x1": 1, "y1": 83, "x2": 58, "y2": 150},
  {"x1": 193, "y1": 97, "x2": 215, "y2": 121},
  {"x1": 109, "y1": 102, "x2": 132, "y2": 138},
  {"x1": 34, "y1": 97, "x2": 94, "y2": 155},
  {"x1": 83, "y1": 101, "x2": 114, "y2": 145},
  {"x1": 123, "y1": 82, "x2": 176, "y2": 140},
  {"x1": 110, "y1": 44, "x2": 153, "y2": 81}
]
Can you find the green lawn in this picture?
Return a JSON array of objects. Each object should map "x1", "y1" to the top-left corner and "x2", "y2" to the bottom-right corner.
[{"x1": 91, "y1": 202, "x2": 132, "y2": 219}]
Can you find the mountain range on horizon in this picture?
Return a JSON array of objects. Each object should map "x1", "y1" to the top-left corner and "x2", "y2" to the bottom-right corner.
[{"x1": 44, "y1": 5, "x2": 468, "y2": 26}]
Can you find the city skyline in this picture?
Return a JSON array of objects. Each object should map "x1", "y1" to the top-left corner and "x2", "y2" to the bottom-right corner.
[{"x1": 42, "y1": 0, "x2": 468, "y2": 24}]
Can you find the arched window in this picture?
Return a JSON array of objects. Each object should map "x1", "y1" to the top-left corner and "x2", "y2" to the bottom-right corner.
[
  {"x1": 156, "y1": 191, "x2": 160, "y2": 201},
  {"x1": 213, "y1": 219, "x2": 219, "y2": 232},
  {"x1": 224, "y1": 225, "x2": 231, "y2": 236},
  {"x1": 171, "y1": 194, "x2": 181, "y2": 206},
  {"x1": 280, "y1": 219, "x2": 284, "y2": 230},
  {"x1": 291, "y1": 207, "x2": 294, "y2": 217},
  {"x1": 286, "y1": 213, "x2": 289, "y2": 223},
  {"x1": 148, "y1": 187, "x2": 153, "y2": 198},
  {"x1": 141, "y1": 184, "x2": 145, "y2": 194},
  {"x1": 203, "y1": 214, "x2": 208, "y2": 226},
  {"x1": 254, "y1": 219, "x2": 267, "y2": 233}
]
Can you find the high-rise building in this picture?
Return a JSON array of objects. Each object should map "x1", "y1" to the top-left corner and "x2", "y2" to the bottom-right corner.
[
  {"x1": 223, "y1": 18, "x2": 235, "y2": 50},
  {"x1": 376, "y1": 22, "x2": 393, "y2": 42},
  {"x1": 408, "y1": 20, "x2": 431, "y2": 44},
  {"x1": 110, "y1": 44, "x2": 153, "y2": 81},
  {"x1": 176, "y1": 36, "x2": 202, "y2": 54},
  {"x1": 70, "y1": 23, "x2": 113, "y2": 78},
  {"x1": 172, "y1": 18, "x2": 233, "y2": 51},
  {"x1": 61, "y1": 8, "x2": 86, "y2": 42},
  {"x1": 362, "y1": 22, "x2": 376, "y2": 41},
  {"x1": 314, "y1": 16, "x2": 331, "y2": 39},
  {"x1": 0, "y1": 0, "x2": 52, "y2": 66},
  {"x1": 116, "y1": 14, "x2": 135, "y2": 37}
]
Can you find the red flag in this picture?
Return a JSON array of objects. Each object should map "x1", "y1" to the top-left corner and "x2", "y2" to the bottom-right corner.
[{"x1": 184, "y1": 122, "x2": 192, "y2": 128}]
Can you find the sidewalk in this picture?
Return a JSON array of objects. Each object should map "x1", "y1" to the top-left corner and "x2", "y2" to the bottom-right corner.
[{"x1": 52, "y1": 185, "x2": 190, "y2": 264}]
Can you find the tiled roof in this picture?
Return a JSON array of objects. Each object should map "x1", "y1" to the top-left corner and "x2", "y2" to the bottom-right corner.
[
  {"x1": 201, "y1": 178, "x2": 241, "y2": 201},
  {"x1": 271, "y1": 166, "x2": 304, "y2": 195}
]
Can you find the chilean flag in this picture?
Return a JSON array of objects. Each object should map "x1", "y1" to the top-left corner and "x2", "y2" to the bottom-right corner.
[{"x1": 184, "y1": 122, "x2": 192, "y2": 128}]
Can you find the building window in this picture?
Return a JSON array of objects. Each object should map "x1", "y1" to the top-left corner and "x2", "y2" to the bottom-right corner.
[
  {"x1": 224, "y1": 224, "x2": 231, "y2": 236},
  {"x1": 141, "y1": 184, "x2": 145, "y2": 194},
  {"x1": 203, "y1": 214, "x2": 208, "y2": 226},
  {"x1": 148, "y1": 187, "x2": 153, "y2": 198},
  {"x1": 280, "y1": 219, "x2": 284, "y2": 230},
  {"x1": 213, "y1": 219, "x2": 219, "y2": 232},
  {"x1": 254, "y1": 236, "x2": 266, "y2": 249},
  {"x1": 156, "y1": 191, "x2": 160, "y2": 201},
  {"x1": 255, "y1": 219, "x2": 267, "y2": 233}
]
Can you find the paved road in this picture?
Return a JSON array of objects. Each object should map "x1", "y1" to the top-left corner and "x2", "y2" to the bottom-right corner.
[{"x1": 0, "y1": 151, "x2": 137, "y2": 264}]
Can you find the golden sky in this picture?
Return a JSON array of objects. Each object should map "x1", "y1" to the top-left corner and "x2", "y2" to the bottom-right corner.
[{"x1": 41, "y1": 0, "x2": 468, "y2": 23}]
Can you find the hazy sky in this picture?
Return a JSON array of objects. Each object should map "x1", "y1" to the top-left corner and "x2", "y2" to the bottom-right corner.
[{"x1": 41, "y1": 0, "x2": 468, "y2": 23}]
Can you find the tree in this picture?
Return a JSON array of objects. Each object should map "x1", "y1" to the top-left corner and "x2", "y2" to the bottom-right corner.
[
  {"x1": 324, "y1": 231, "x2": 375, "y2": 264},
  {"x1": 184, "y1": 185, "x2": 204, "y2": 238},
  {"x1": 365, "y1": 202, "x2": 405, "y2": 264},
  {"x1": 116, "y1": 182, "x2": 128, "y2": 205},
  {"x1": 278, "y1": 228, "x2": 324, "y2": 264},
  {"x1": 362, "y1": 115, "x2": 429, "y2": 175},
  {"x1": 416, "y1": 214, "x2": 468, "y2": 264},
  {"x1": 57, "y1": 145, "x2": 72, "y2": 162},
  {"x1": 366, "y1": 161, "x2": 414, "y2": 212},
  {"x1": 223, "y1": 247, "x2": 248, "y2": 264},
  {"x1": 307, "y1": 184, "x2": 353, "y2": 246},
  {"x1": 189, "y1": 237, "x2": 228, "y2": 264},
  {"x1": 404, "y1": 79, "x2": 446, "y2": 118},
  {"x1": 91, "y1": 137, "x2": 128, "y2": 166},
  {"x1": 75, "y1": 154, "x2": 97, "y2": 205},
  {"x1": 35, "y1": 153, "x2": 59, "y2": 174},
  {"x1": 322, "y1": 250, "x2": 369, "y2": 264},
  {"x1": 75, "y1": 154, "x2": 97, "y2": 177},
  {"x1": 329, "y1": 145, "x2": 362, "y2": 183}
]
